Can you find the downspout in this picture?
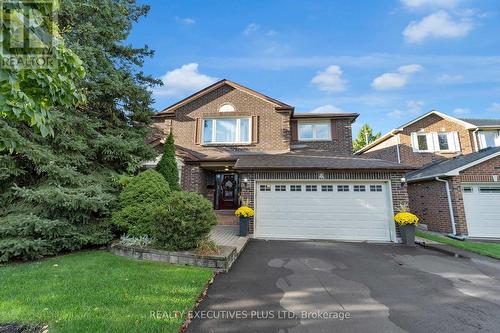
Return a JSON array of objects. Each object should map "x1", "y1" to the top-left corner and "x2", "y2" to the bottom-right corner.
[
  {"x1": 396, "y1": 134, "x2": 401, "y2": 164},
  {"x1": 472, "y1": 128, "x2": 480, "y2": 152},
  {"x1": 435, "y1": 177, "x2": 457, "y2": 236}
]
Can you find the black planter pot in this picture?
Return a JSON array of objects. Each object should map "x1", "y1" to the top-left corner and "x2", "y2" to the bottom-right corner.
[
  {"x1": 239, "y1": 217, "x2": 249, "y2": 237},
  {"x1": 400, "y1": 224, "x2": 416, "y2": 246}
]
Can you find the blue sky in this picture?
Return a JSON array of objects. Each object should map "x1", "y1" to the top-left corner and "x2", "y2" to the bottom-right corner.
[{"x1": 128, "y1": 0, "x2": 500, "y2": 134}]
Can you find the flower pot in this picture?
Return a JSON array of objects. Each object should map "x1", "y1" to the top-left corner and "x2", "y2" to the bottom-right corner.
[
  {"x1": 400, "y1": 224, "x2": 416, "y2": 246},
  {"x1": 239, "y1": 217, "x2": 249, "y2": 237}
]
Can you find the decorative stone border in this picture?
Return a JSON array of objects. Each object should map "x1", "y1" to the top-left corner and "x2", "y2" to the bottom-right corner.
[{"x1": 109, "y1": 243, "x2": 238, "y2": 272}]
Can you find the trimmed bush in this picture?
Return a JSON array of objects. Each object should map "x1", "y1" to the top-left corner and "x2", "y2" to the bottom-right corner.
[
  {"x1": 112, "y1": 170, "x2": 170, "y2": 236},
  {"x1": 156, "y1": 132, "x2": 181, "y2": 191},
  {"x1": 151, "y1": 192, "x2": 217, "y2": 251}
]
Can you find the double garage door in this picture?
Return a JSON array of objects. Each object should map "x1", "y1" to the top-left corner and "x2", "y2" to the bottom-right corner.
[
  {"x1": 254, "y1": 181, "x2": 395, "y2": 242},
  {"x1": 462, "y1": 184, "x2": 500, "y2": 238}
]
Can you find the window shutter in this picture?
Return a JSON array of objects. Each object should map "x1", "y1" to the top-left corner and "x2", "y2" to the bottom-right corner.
[
  {"x1": 251, "y1": 115, "x2": 259, "y2": 144},
  {"x1": 429, "y1": 133, "x2": 438, "y2": 152},
  {"x1": 450, "y1": 132, "x2": 460, "y2": 152},
  {"x1": 330, "y1": 120, "x2": 338, "y2": 139},
  {"x1": 194, "y1": 118, "x2": 201, "y2": 145},
  {"x1": 410, "y1": 132, "x2": 419, "y2": 152},
  {"x1": 290, "y1": 119, "x2": 298, "y2": 141}
]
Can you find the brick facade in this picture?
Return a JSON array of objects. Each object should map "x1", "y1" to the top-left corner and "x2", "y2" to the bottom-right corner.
[
  {"x1": 239, "y1": 171, "x2": 408, "y2": 235},
  {"x1": 408, "y1": 155, "x2": 500, "y2": 235},
  {"x1": 291, "y1": 119, "x2": 354, "y2": 154},
  {"x1": 362, "y1": 113, "x2": 475, "y2": 168},
  {"x1": 153, "y1": 84, "x2": 293, "y2": 154}
]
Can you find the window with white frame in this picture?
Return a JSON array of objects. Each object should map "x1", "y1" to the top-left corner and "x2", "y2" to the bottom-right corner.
[
  {"x1": 260, "y1": 185, "x2": 271, "y2": 191},
  {"x1": 478, "y1": 130, "x2": 500, "y2": 149},
  {"x1": 353, "y1": 185, "x2": 366, "y2": 192},
  {"x1": 290, "y1": 185, "x2": 302, "y2": 192},
  {"x1": 203, "y1": 118, "x2": 251, "y2": 144},
  {"x1": 298, "y1": 121, "x2": 331, "y2": 141},
  {"x1": 306, "y1": 185, "x2": 318, "y2": 192},
  {"x1": 411, "y1": 132, "x2": 460, "y2": 152}
]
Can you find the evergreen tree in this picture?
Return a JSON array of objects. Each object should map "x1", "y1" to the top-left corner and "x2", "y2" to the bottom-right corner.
[
  {"x1": 352, "y1": 124, "x2": 382, "y2": 152},
  {"x1": 156, "y1": 132, "x2": 181, "y2": 191},
  {"x1": 0, "y1": 0, "x2": 159, "y2": 261}
]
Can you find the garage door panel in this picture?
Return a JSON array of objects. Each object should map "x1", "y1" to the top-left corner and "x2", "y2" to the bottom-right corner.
[
  {"x1": 255, "y1": 181, "x2": 393, "y2": 242},
  {"x1": 463, "y1": 185, "x2": 500, "y2": 238}
]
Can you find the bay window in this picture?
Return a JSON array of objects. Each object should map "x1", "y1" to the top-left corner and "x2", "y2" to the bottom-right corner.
[
  {"x1": 298, "y1": 121, "x2": 331, "y2": 141},
  {"x1": 203, "y1": 117, "x2": 251, "y2": 144}
]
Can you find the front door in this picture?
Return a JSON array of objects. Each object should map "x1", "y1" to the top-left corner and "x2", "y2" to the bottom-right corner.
[{"x1": 217, "y1": 173, "x2": 238, "y2": 209}]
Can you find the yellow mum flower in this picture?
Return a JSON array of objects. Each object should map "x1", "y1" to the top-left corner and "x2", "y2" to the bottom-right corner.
[
  {"x1": 394, "y1": 212, "x2": 419, "y2": 226},
  {"x1": 235, "y1": 206, "x2": 254, "y2": 218}
]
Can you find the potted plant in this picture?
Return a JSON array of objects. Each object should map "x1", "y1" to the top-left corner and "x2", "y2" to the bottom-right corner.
[
  {"x1": 235, "y1": 205, "x2": 254, "y2": 237},
  {"x1": 394, "y1": 203, "x2": 419, "y2": 246}
]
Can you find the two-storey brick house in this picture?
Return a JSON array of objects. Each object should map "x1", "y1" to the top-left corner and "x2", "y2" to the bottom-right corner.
[
  {"x1": 356, "y1": 111, "x2": 500, "y2": 239},
  {"x1": 150, "y1": 80, "x2": 414, "y2": 242}
]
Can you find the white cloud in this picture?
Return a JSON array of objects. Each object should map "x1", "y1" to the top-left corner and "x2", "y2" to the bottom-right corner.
[
  {"x1": 310, "y1": 104, "x2": 346, "y2": 113},
  {"x1": 311, "y1": 65, "x2": 347, "y2": 93},
  {"x1": 400, "y1": 0, "x2": 460, "y2": 9},
  {"x1": 265, "y1": 30, "x2": 278, "y2": 37},
  {"x1": 398, "y1": 64, "x2": 423, "y2": 74},
  {"x1": 453, "y1": 107, "x2": 470, "y2": 114},
  {"x1": 403, "y1": 11, "x2": 473, "y2": 43},
  {"x1": 407, "y1": 100, "x2": 424, "y2": 113},
  {"x1": 371, "y1": 64, "x2": 423, "y2": 90},
  {"x1": 487, "y1": 102, "x2": 500, "y2": 112},
  {"x1": 387, "y1": 110, "x2": 405, "y2": 118},
  {"x1": 175, "y1": 17, "x2": 195, "y2": 25},
  {"x1": 437, "y1": 73, "x2": 463, "y2": 83},
  {"x1": 153, "y1": 63, "x2": 218, "y2": 97},
  {"x1": 243, "y1": 23, "x2": 259, "y2": 35}
]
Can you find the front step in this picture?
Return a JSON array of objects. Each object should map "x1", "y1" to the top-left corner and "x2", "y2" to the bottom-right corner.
[{"x1": 215, "y1": 210, "x2": 238, "y2": 225}]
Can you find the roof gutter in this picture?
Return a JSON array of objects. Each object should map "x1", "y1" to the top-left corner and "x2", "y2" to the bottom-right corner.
[{"x1": 435, "y1": 177, "x2": 457, "y2": 236}]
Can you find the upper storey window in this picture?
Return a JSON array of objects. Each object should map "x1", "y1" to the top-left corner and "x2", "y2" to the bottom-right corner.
[
  {"x1": 411, "y1": 132, "x2": 460, "y2": 152},
  {"x1": 298, "y1": 121, "x2": 331, "y2": 141},
  {"x1": 478, "y1": 130, "x2": 500, "y2": 149},
  {"x1": 203, "y1": 118, "x2": 251, "y2": 144},
  {"x1": 219, "y1": 103, "x2": 235, "y2": 113}
]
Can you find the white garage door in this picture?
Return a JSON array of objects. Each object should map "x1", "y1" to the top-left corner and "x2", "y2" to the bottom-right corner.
[
  {"x1": 462, "y1": 184, "x2": 500, "y2": 238},
  {"x1": 255, "y1": 181, "x2": 394, "y2": 242}
]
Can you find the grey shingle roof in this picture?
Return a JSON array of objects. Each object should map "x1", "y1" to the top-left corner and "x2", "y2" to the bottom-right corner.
[
  {"x1": 233, "y1": 150, "x2": 415, "y2": 171},
  {"x1": 407, "y1": 147, "x2": 500, "y2": 182},
  {"x1": 459, "y1": 118, "x2": 500, "y2": 127}
]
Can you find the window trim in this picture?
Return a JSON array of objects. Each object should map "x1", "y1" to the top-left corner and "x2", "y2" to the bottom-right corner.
[
  {"x1": 203, "y1": 117, "x2": 252, "y2": 144},
  {"x1": 411, "y1": 131, "x2": 460, "y2": 153},
  {"x1": 297, "y1": 121, "x2": 332, "y2": 141}
]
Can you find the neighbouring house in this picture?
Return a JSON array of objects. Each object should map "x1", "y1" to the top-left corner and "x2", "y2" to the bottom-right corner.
[
  {"x1": 407, "y1": 147, "x2": 500, "y2": 239},
  {"x1": 355, "y1": 110, "x2": 500, "y2": 168},
  {"x1": 149, "y1": 79, "x2": 415, "y2": 242},
  {"x1": 356, "y1": 110, "x2": 500, "y2": 239}
]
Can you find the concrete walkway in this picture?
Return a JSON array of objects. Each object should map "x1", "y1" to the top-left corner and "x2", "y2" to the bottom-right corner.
[{"x1": 210, "y1": 225, "x2": 248, "y2": 253}]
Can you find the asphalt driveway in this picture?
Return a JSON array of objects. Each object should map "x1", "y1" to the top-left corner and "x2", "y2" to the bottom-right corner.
[{"x1": 186, "y1": 240, "x2": 500, "y2": 333}]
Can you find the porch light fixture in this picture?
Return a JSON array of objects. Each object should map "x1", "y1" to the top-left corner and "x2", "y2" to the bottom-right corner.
[{"x1": 224, "y1": 166, "x2": 230, "y2": 171}]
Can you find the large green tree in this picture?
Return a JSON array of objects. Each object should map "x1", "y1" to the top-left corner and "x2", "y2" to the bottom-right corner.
[
  {"x1": 0, "y1": 0, "x2": 159, "y2": 261},
  {"x1": 352, "y1": 124, "x2": 382, "y2": 152},
  {"x1": 0, "y1": 1, "x2": 86, "y2": 150}
]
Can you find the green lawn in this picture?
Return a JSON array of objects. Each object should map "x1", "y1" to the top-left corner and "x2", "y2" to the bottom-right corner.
[
  {"x1": 0, "y1": 250, "x2": 213, "y2": 333},
  {"x1": 416, "y1": 231, "x2": 500, "y2": 260}
]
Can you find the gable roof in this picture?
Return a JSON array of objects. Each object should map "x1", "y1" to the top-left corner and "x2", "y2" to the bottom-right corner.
[
  {"x1": 153, "y1": 79, "x2": 293, "y2": 117},
  {"x1": 355, "y1": 110, "x2": 482, "y2": 155},
  {"x1": 458, "y1": 118, "x2": 500, "y2": 127},
  {"x1": 407, "y1": 146, "x2": 500, "y2": 182}
]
